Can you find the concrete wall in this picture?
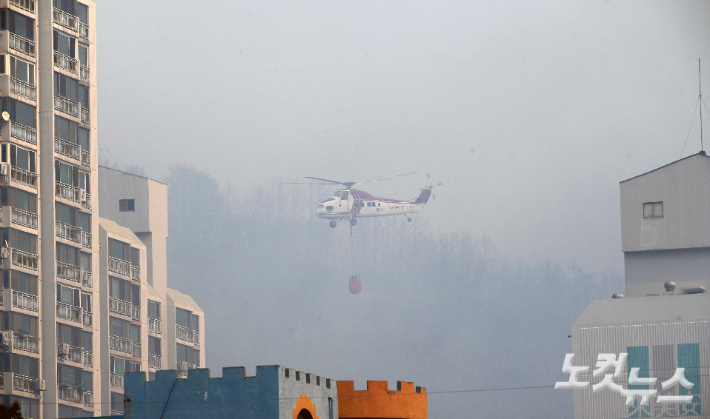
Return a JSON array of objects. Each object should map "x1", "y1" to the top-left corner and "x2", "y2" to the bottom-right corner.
[
  {"x1": 338, "y1": 381, "x2": 427, "y2": 419},
  {"x1": 279, "y1": 367, "x2": 338, "y2": 419},
  {"x1": 624, "y1": 247, "x2": 710, "y2": 297}
]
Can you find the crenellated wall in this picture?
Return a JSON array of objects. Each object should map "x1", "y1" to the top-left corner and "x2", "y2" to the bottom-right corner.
[{"x1": 338, "y1": 380, "x2": 427, "y2": 419}]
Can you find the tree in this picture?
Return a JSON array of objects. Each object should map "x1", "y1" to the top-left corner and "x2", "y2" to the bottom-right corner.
[{"x1": 0, "y1": 402, "x2": 24, "y2": 419}]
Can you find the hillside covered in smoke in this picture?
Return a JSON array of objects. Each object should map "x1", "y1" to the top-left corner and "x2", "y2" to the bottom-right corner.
[{"x1": 159, "y1": 164, "x2": 622, "y2": 418}]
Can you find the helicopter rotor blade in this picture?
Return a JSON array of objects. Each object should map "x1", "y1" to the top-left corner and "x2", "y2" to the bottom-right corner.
[
  {"x1": 304, "y1": 177, "x2": 348, "y2": 186},
  {"x1": 283, "y1": 182, "x2": 334, "y2": 185},
  {"x1": 356, "y1": 172, "x2": 418, "y2": 185}
]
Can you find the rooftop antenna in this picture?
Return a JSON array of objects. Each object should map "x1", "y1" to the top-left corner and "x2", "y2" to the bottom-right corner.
[{"x1": 700, "y1": 58, "x2": 704, "y2": 153}]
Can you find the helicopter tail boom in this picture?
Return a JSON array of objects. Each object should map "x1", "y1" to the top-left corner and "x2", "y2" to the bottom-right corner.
[{"x1": 414, "y1": 188, "x2": 432, "y2": 204}]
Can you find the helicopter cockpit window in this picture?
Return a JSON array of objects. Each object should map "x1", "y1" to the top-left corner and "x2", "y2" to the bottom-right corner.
[
  {"x1": 341, "y1": 191, "x2": 349, "y2": 200},
  {"x1": 333, "y1": 191, "x2": 342, "y2": 197}
]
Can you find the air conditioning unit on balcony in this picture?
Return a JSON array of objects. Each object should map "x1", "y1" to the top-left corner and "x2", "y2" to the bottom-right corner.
[
  {"x1": 0, "y1": 247, "x2": 9, "y2": 259},
  {"x1": 80, "y1": 189, "x2": 87, "y2": 203},
  {"x1": 1, "y1": 330, "x2": 12, "y2": 345},
  {"x1": 0, "y1": 163, "x2": 9, "y2": 177},
  {"x1": 37, "y1": 379, "x2": 46, "y2": 391},
  {"x1": 58, "y1": 343, "x2": 70, "y2": 356},
  {"x1": 177, "y1": 360, "x2": 188, "y2": 371}
]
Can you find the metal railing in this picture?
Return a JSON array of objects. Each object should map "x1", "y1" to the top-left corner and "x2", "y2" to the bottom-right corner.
[
  {"x1": 54, "y1": 94, "x2": 79, "y2": 117},
  {"x1": 10, "y1": 0, "x2": 35, "y2": 13},
  {"x1": 81, "y1": 269, "x2": 92, "y2": 288},
  {"x1": 109, "y1": 297, "x2": 131, "y2": 317},
  {"x1": 108, "y1": 256, "x2": 131, "y2": 276},
  {"x1": 131, "y1": 265, "x2": 141, "y2": 281},
  {"x1": 11, "y1": 166, "x2": 37, "y2": 189},
  {"x1": 57, "y1": 260, "x2": 81, "y2": 283},
  {"x1": 81, "y1": 149, "x2": 90, "y2": 167},
  {"x1": 13, "y1": 374, "x2": 37, "y2": 393},
  {"x1": 176, "y1": 324, "x2": 199, "y2": 345},
  {"x1": 148, "y1": 353, "x2": 162, "y2": 369},
  {"x1": 82, "y1": 311, "x2": 92, "y2": 328},
  {"x1": 9, "y1": 33, "x2": 35, "y2": 56},
  {"x1": 83, "y1": 390, "x2": 93, "y2": 407},
  {"x1": 54, "y1": 137, "x2": 80, "y2": 160},
  {"x1": 13, "y1": 333, "x2": 39, "y2": 353},
  {"x1": 81, "y1": 230, "x2": 91, "y2": 248},
  {"x1": 10, "y1": 121, "x2": 37, "y2": 145},
  {"x1": 81, "y1": 107, "x2": 89, "y2": 125},
  {"x1": 133, "y1": 342, "x2": 141, "y2": 358},
  {"x1": 79, "y1": 22, "x2": 88, "y2": 39},
  {"x1": 132, "y1": 305, "x2": 140, "y2": 321},
  {"x1": 12, "y1": 207, "x2": 37, "y2": 229},
  {"x1": 109, "y1": 335, "x2": 132, "y2": 354},
  {"x1": 56, "y1": 221, "x2": 81, "y2": 243},
  {"x1": 80, "y1": 64, "x2": 89, "y2": 81},
  {"x1": 109, "y1": 373, "x2": 123, "y2": 389},
  {"x1": 53, "y1": 8, "x2": 78, "y2": 32},
  {"x1": 83, "y1": 191, "x2": 91, "y2": 210},
  {"x1": 83, "y1": 350, "x2": 93, "y2": 367},
  {"x1": 10, "y1": 77, "x2": 36, "y2": 100},
  {"x1": 58, "y1": 343, "x2": 84, "y2": 364},
  {"x1": 148, "y1": 317, "x2": 161, "y2": 334},
  {"x1": 56, "y1": 181, "x2": 80, "y2": 202},
  {"x1": 53, "y1": 50, "x2": 78, "y2": 74},
  {"x1": 56, "y1": 302, "x2": 81, "y2": 323},
  {"x1": 12, "y1": 290, "x2": 38, "y2": 311},
  {"x1": 11, "y1": 248, "x2": 39, "y2": 271},
  {"x1": 177, "y1": 361, "x2": 197, "y2": 378},
  {"x1": 58, "y1": 383, "x2": 81, "y2": 404}
]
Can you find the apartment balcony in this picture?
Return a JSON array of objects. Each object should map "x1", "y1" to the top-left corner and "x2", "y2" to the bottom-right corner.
[
  {"x1": 10, "y1": 77, "x2": 36, "y2": 101},
  {"x1": 12, "y1": 373, "x2": 39, "y2": 394},
  {"x1": 0, "y1": 206, "x2": 38, "y2": 231},
  {"x1": 83, "y1": 350, "x2": 92, "y2": 368},
  {"x1": 10, "y1": 166, "x2": 37, "y2": 189},
  {"x1": 83, "y1": 390, "x2": 93, "y2": 408},
  {"x1": 109, "y1": 335, "x2": 132, "y2": 355},
  {"x1": 56, "y1": 260, "x2": 81, "y2": 284},
  {"x1": 53, "y1": 8, "x2": 78, "y2": 32},
  {"x1": 81, "y1": 269, "x2": 92, "y2": 289},
  {"x1": 55, "y1": 181, "x2": 80, "y2": 203},
  {"x1": 10, "y1": 121, "x2": 37, "y2": 145},
  {"x1": 54, "y1": 137, "x2": 81, "y2": 161},
  {"x1": 53, "y1": 51, "x2": 78, "y2": 75},
  {"x1": 8, "y1": 32, "x2": 35, "y2": 57},
  {"x1": 148, "y1": 317, "x2": 161, "y2": 334},
  {"x1": 5, "y1": 248, "x2": 39, "y2": 272},
  {"x1": 10, "y1": 332, "x2": 39, "y2": 354},
  {"x1": 58, "y1": 383, "x2": 82, "y2": 404},
  {"x1": 5, "y1": 0, "x2": 35, "y2": 14},
  {"x1": 131, "y1": 305, "x2": 140, "y2": 322},
  {"x1": 82, "y1": 191, "x2": 91, "y2": 210},
  {"x1": 54, "y1": 94, "x2": 79, "y2": 118},
  {"x1": 11, "y1": 290, "x2": 38, "y2": 312},
  {"x1": 109, "y1": 297, "x2": 131, "y2": 317},
  {"x1": 177, "y1": 361, "x2": 196, "y2": 378},
  {"x1": 81, "y1": 107, "x2": 89, "y2": 125},
  {"x1": 56, "y1": 302, "x2": 81, "y2": 323},
  {"x1": 58, "y1": 343, "x2": 83, "y2": 364},
  {"x1": 56, "y1": 221, "x2": 81, "y2": 244},
  {"x1": 109, "y1": 373, "x2": 123, "y2": 389},
  {"x1": 80, "y1": 64, "x2": 89, "y2": 81},
  {"x1": 81, "y1": 230, "x2": 91, "y2": 248},
  {"x1": 81, "y1": 149, "x2": 90, "y2": 167},
  {"x1": 176, "y1": 324, "x2": 200, "y2": 346},
  {"x1": 133, "y1": 342, "x2": 141, "y2": 358},
  {"x1": 131, "y1": 265, "x2": 141, "y2": 281},
  {"x1": 108, "y1": 256, "x2": 131, "y2": 277},
  {"x1": 79, "y1": 22, "x2": 88, "y2": 39},
  {"x1": 82, "y1": 311, "x2": 92, "y2": 328},
  {"x1": 148, "y1": 353, "x2": 161, "y2": 370}
]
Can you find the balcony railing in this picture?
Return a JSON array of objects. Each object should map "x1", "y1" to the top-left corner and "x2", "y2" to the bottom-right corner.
[
  {"x1": 148, "y1": 317, "x2": 161, "y2": 334},
  {"x1": 10, "y1": 0, "x2": 35, "y2": 13},
  {"x1": 54, "y1": 94, "x2": 79, "y2": 117},
  {"x1": 54, "y1": 137, "x2": 80, "y2": 160},
  {"x1": 53, "y1": 50, "x2": 78, "y2": 74},
  {"x1": 12, "y1": 290, "x2": 38, "y2": 311},
  {"x1": 57, "y1": 260, "x2": 81, "y2": 283},
  {"x1": 83, "y1": 350, "x2": 93, "y2": 368},
  {"x1": 83, "y1": 191, "x2": 91, "y2": 210},
  {"x1": 12, "y1": 333, "x2": 39, "y2": 353},
  {"x1": 56, "y1": 302, "x2": 81, "y2": 323},
  {"x1": 81, "y1": 230, "x2": 91, "y2": 248},
  {"x1": 109, "y1": 373, "x2": 123, "y2": 389},
  {"x1": 83, "y1": 311, "x2": 92, "y2": 328},
  {"x1": 11, "y1": 166, "x2": 37, "y2": 189},
  {"x1": 56, "y1": 221, "x2": 81, "y2": 243},
  {"x1": 12, "y1": 207, "x2": 37, "y2": 229},
  {"x1": 11, "y1": 248, "x2": 39, "y2": 271},
  {"x1": 80, "y1": 64, "x2": 89, "y2": 81},
  {"x1": 177, "y1": 361, "x2": 196, "y2": 378},
  {"x1": 148, "y1": 353, "x2": 162, "y2": 369},
  {"x1": 81, "y1": 149, "x2": 90, "y2": 167},
  {"x1": 9, "y1": 33, "x2": 35, "y2": 56},
  {"x1": 10, "y1": 121, "x2": 37, "y2": 145},
  {"x1": 109, "y1": 297, "x2": 131, "y2": 317},
  {"x1": 176, "y1": 324, "x2": 199, "y2": 345},
  {"x1": 109, "y1": 335, "x2": 132, "y2": 354},
  {"x1": 53, "y1": 8, "x2": 78, "y2": 32},
  {"x1": 83, "y1": 390, "x2": 93, "y2": 407},
  {"x1": 0, "y1": 373, "x2": 3, "y2": 389},
  {"x1": 131, "y1": 265, "x2": 141, "y2": 281},
  {"x1": 10, "y1": 78, "x2": 36, "y2": 100},
  {"x1": 81, "y1": 107, "x2": 89, "y2": 125},
  {"x1": 12, "y1": 374, "x2": 37, "y2": 393},
  {"x1": 79, "y1": 22, "x2": 88, "y2": 39},
  {"x1": 58, "y1": 343, "x2": 84, "y2": 364},
  {"x1": 133, "y1": 342, "x2": 141, "y2": 358},
  {"x1": 56, "y1": 181, "x2": 80, "y2": 203},
  {"x1": 58, "y1": 384, "x2": 82, "y2": 404},
  {"x1": 132, "y1": 305, "x2": 140, "y2": 321},
  {"x1": 108, "y1": 256, "x2": 131, "y2": 276},
  {"x1": 81, "y1": 269, "x2": 92, "y2": 288}
]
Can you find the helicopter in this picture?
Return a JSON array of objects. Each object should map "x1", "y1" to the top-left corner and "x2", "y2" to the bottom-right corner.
[{"x1": 305, "y1": 173, "x2": 440, "y2": 228}]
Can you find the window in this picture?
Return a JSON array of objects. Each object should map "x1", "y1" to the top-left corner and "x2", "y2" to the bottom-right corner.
[
  {"x1": 148, "y1": 336, "x2": 161, "y2": 356},
  {"x1": 77, "y1": 127, "x2": 89, "y2": 150},
  {"x1": 54, "y1": 72, "x2": 78, "y2": 101},
  {"x1": 53, "y1": 30, "x2": 75, "y2": 57},
  {"x1": 2, "y1": 98, "x2": 36, "y2": 128},
  {"x1": 148, "y1": 301, "x2": 160, "y2": 319},
  {"x1": 119, "y1": 199, "x2": 135, "y2": 212},
  {"x1": 9, "y1": 57, "x2": 34, "y2": 85},
  {"x1": 0, "y1": 10, "x2": 34, "y2": 40},
  {"x1": 643, "y1": 202, "x2": 663, "y2": 218},
  {"x1": 56, "y1": 284, "x2": 79, "y2": 306},
  {"x1": 109, "y1": 239, "x2": 126, "y2": 260},
  {"x1": 78, "y1": 44, "x2": 87, "y2": 66},
  {"x1": 341, "y1": 191, "x2": 349, "y2": 200},
  {"x1": 77, "y1": 3, "x2": 88, "y2": 24},
  {"x1": 54, "y1": 0, "x2": 75, "y2": 15}
]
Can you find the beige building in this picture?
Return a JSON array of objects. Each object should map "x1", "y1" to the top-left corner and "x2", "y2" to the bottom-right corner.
[{"x1": 98, "y1": 166, "x2": 205, "y2": 416}]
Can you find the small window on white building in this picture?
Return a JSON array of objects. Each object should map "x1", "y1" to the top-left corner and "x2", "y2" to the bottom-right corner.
[
  {"x1": 119, "y1": 199, "x2": 134, "y2": 212},
  {"x1": 643, "y1": 201, "x2": 663, "y2": 218}
]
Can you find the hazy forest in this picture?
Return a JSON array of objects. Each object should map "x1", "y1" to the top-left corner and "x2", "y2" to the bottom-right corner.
[{"x1": 119, "y1": 163, "x2": 623, "y2": 418}]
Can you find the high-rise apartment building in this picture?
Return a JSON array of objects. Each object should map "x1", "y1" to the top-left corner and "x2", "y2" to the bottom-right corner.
[{"x1": 0, "y1": 2, "x2": 205, "y2": 418}]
